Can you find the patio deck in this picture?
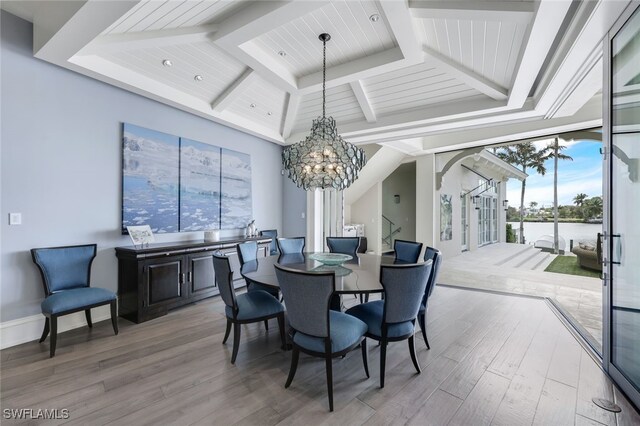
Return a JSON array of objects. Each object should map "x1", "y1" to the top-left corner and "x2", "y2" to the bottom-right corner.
[{"x1": 439, "y1": 243, "x2": 603, "y2": 348}]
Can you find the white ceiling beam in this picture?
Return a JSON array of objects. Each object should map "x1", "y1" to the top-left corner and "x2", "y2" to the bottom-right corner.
[
  {"x1": 379, "y1": 0, "x2": 423, "y2": 61},
  {"x1": 281, "y1": 93, "x2": 301, "y2": 139},
  {"x1": 508, "y1": 0, "x2": 573, "y2": 108},
  {"x1": 79, "y1": 24, "x2": 219, "y2": 56},
  {"x1": 409, "y1": 0, "x2": 533, "y2": 24},
  {"x1": 211, "y1": 68, "x2": 257, "y2": 113},
  {"x1": 350, "y1": 80, "x2": 377, "y2": 123},
  {"x1": 423, "y1": 46, "x2": 508, "y2": 100}
]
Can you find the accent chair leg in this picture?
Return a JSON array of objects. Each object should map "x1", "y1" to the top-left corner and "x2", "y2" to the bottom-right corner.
[
  {"x1": 39, "y1": 317, "x2": 50, "y2": 343},
  {"x1": 325, "y1": 355, "x2": 334, "y2": 412},
  {"x1": 222, "y1": 318, "x2": 232, "y2": 344},
  {"x1": 380, "y1": 340, "x2": 387, "y2": 388},
  {"x1": 361, "y1": 338, "x2": 369, "y2": 378},
  {"x1": 277, "y1": 314, "x2": 286, "y2": 350},
  {"x1": 285, "y1": 347, "x2": 299, "y2": 388},
  {"x1": 264, "y1": 319, "x2": 269, "y2": 331},
  {"x1": 409, "y1": 335, "x2": 421, "y2": 373},
  {"x1": 110, "y1": 301, "x2": 119, "y2": 335},
  {"x1": 418, "y1": 313, "x2": 430, "y2": 349},
  {"x1": 49, "y1": 316, "x2": 58, "y2": 358},
  {"x1": 85, "y1": 309, "x2": 93, "y2": 328},
  {"x1": 231, "y1": 322, "x2": 241, "y2": 364}
]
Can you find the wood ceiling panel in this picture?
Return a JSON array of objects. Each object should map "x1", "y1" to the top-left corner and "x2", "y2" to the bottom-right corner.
[
  {"x1": 226, "y1": 78, "x2": 287, "y2": 130},
  {"x1": 251, "y1": 0, "x2": 397, "y2": 78}
]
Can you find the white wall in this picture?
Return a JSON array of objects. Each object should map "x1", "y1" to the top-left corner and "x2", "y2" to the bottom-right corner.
[
  {"x1": 350, "y1": 183, "x2": 382, "y2": 254},
  {"x1": 416, "y1": 154, "x2": 437, "y2": 249},
  {"x1": 382, "y1": 162, "x2": 416, "y2": 243},
  {"x1": 0, "y1": 11, "x2": 287, "y2": 325}
]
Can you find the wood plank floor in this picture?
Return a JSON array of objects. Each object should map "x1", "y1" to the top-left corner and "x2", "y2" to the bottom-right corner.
[{"x1": 1, "y1": 287, "x2": 638, "y2": 425}]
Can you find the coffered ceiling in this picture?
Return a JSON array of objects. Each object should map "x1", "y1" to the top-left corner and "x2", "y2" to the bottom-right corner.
[{"x1": 3, "y1": 0, "x2": 633, "y2": 153}]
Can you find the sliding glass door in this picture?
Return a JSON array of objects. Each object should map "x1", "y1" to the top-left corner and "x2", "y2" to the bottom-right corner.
[{"x1": 604, "y1": 2, "x2": 640, "y2": 408}]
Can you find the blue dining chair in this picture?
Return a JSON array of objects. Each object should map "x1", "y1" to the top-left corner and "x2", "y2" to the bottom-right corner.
[
  {"x1": 394, "y1": 239, "x2": 423, "y2": 263},
  {"x1": 213, "y1": 253, "x2": 286, "y2": 364},
  {"x1": 31, "y1": 244, "x2": 118, "y2": 357},
  {"x1": 237, "y1": 241, "x2": 280, "y2": 323},
  {"x1": 274, "y1": 264, "x2": 369, "y2": 412},
  {"x1": 326, "y1": 237, "x2": 360, "y2": 257},
  {"x1": 259, "y1": 229, "x2": 279, "y2": 255},
  {"x1": 418, "y1": 247, "x2": 443, "y2": 349},
  {"x1": 276, "y1": 237, "x2": 305, "y2": 255},
  {"x1": 346, "y1": 261, "x2": 432, "y2": 388}
]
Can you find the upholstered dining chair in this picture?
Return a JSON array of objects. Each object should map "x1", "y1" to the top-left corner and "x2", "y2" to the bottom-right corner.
[
  {"x1": 213, "y1": 253, "x2": 286, "y2": 364},
  {"x1": 274, "y1": 264, "x2": 369, "y2": 412},
  {"x1": 418, "y1": 247, "x2": 443, "y2": 349},
  {"x1": 31, "y1": 244, "x2": 119, "y2": 357},
  {"x1": 237, "y1": 241, "x2": 280, "y2": 316},
  {"x1": 346, "y1": 261, "x2": 432, "y2": 388},
  {"x1": 326, "y1": 237, "x2": 360, "y2": 257},
  {"x1": 259, "y1": 229, "x2": 279, "y2": 255},
  {"x1": 276, "y1": 237, "x2": 305, "y2": 255},
  {"x1": 393, "y1": 239, "x2": 424, "y2": 263}
]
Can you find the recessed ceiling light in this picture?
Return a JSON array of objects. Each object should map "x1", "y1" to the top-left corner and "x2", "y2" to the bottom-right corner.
[
  {"x1": 267, "y1": 112, "x2": 273, "y2": 116},
  {"x1": 162, "y1": 59, "x2": 172, "y2": 67},
  {"x1": 250, "y1": 103, "x2": 256, "y2": 108},
  {"x1": 369, "y1": 13, "x2": 380, "y2": 22},
  {"x1": 194, "y1": 75, "x2": 203, "y2": 81},
  {"x1": 278, "y1": 50, "x2": 287, "y2": 57}
]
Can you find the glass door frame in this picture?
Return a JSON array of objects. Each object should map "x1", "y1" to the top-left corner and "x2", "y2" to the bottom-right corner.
[
  {"x1": 461, "y1": 193, "x2": 468, "y2": 251},
  {"x1": 603, "y1": 0, "x2": 640, "y2": 408}
]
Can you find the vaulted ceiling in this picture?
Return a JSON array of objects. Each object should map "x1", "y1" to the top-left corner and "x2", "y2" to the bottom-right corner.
[{"x1": 3, "y1": 0, "x2": 633, "y2": 153}]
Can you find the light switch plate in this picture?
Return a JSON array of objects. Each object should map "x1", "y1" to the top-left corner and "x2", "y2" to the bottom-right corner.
[{"x1": 9, "y1": 213, "x2": 22, "y2": 225}]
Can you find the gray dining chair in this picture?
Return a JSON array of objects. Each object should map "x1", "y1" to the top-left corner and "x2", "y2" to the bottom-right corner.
[
  {"x1": 31, "y1": 244, "x2": 119, "y2": 357},
  {"x1": 419, "y1": 247, "x2": 442, "y2": 349},
  {"x1": 394, "y1": 239, "x2": 424, "y2": 263},
  {"x1": 236, "y1": 241, "x2": 280, "y2": 326},
  {"x1": 259, "y1": 229, "x2": 279, "y2": 255},
  {"x1": 346, "y1": 261, "x2": 432, "y2": 388},
  {"x1": 276, "y1": 237, "x2": 305, "y2": 255},
  {"x1": 326, "y1": 237, "x2": 360, "y2": 257},
  {"x1": 213, "y1": 253, "x2": 286, "y2": 364},
  {"x1": 274, "y1": 264, "x2": 369, "y2": 412}
]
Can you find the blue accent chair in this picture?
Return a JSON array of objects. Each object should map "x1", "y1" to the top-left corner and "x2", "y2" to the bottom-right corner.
[
  {"x1": 326, "y1": 237, "x2": 360, "y2": 257},
  {"x1": 276, "y1": 237, "x2": 305, "y2": 255},
  {"x1": 346, "y1": 261, "x2": 432, "y2": 387},
  {"x1": 259, "y1": 229, "x2": 279, "y2": 255},
  {"x1": 31, "y1": 244, "x2": 118, "y2": 357},
  {"x1": 394, "y1": 239, "x2": 424, "y2": 263},
  {"x1": 236, "y1": 241, "x2": 280, "y2": 322},
  {"x1": 274, "y1": 264, "x2": 369, "y2": 412},
  {"x1": 213, "y1": 253, "x2": 285, "y2": 364},
  {"x1": 419, "y1": 247, "x2": 443, "y2": 349}
]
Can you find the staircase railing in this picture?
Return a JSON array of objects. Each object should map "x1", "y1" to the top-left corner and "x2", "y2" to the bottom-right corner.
[{"x1": 382, "y1": 214, "x2": 402, "y2": 247}]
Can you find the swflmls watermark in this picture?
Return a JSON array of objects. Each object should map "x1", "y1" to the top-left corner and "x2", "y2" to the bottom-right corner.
[{"x1": 3, "y1": 408, "x2": 70, "y2": 420}]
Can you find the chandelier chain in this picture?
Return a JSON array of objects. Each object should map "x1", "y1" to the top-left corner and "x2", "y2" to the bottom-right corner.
[{"x1": 322, "y1": 36, "x2": 326, "y2": 119}]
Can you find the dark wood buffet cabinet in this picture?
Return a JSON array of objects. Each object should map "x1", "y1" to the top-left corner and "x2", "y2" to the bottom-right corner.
[{"x1": 115, "y1": 236, "x2": 271, "y2": 323}]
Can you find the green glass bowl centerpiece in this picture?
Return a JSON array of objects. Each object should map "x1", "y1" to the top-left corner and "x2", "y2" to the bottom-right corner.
[{"x1": 308, "y1": 252, "x2": 352, "y2": 265}]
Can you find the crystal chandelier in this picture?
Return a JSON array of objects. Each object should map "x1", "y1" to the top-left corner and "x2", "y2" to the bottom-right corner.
[{"x1": 282, "y1": 33, "x2": 366, "y2": 191}]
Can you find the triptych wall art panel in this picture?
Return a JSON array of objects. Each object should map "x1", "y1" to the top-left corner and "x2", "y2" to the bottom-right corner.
[{"x1": 122, "y1": 123, "x2": 252, "y2": 234}]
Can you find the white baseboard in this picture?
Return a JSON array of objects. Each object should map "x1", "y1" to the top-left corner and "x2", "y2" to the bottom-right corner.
[{"x1": 0, "y1": 305, "x2": 111, "y2": 350}]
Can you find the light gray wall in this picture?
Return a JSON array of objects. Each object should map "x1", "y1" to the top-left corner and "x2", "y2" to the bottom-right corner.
[
  {"x1": 382, "y1": 162, "x2": 416, "y2": 243},
  {"x1": 282, "y1": 178, "x2": 307, "y2": 238},
  {"x1": 0, "y1": 11, "x2": 286, "y2": 322}
]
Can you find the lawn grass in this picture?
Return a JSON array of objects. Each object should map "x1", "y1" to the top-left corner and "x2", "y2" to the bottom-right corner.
[{"x1": 544, "y1": 255, "x2": 601, "y2": 279}]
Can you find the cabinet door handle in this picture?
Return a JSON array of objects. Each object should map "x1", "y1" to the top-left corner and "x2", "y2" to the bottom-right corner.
[{"x1": 188, "y1": 271, "x2": 193, "y2": 282}]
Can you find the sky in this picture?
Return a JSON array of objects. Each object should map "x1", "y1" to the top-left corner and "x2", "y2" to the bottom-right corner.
[{"x1": 505, "y1": 139, "x2": 603, "y2": 208}]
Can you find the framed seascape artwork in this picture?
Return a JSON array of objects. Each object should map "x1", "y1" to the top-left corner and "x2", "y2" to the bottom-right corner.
[
  {"x1": 121, "y1": 123, "x2": 252, "y2": 234},
  {"x1": 122, "y1": 124, "x2": 179, "y2": 234},
  {"x1": 440, "y1": 194, "x2": 453, "y2": 241},
  {"x1": 126, "y1": 225, "x2": 155, "y2": 246}
]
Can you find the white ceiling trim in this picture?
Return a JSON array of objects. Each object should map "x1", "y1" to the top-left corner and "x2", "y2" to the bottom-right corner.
[
  {"x1": 408, "y1": 0, "x2": 534, "y2": 24},
  {"x1": 211, "y1": 68, "x2": 257, "y2": 113},
  {"x1": 282, "y1": 93, "x2": 301, "y2": 139},
  {"x1": 350, "y1": 80, "x2": 377, "y2": 123}
]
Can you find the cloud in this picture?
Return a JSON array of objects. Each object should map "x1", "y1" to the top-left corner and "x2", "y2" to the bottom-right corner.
[{"x1": 532, "y1": 138, "x2": 580, "y2": 152}]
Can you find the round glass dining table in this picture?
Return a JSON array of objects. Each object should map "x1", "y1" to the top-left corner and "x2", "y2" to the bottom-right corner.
[{"x1": 241, "y1": 252, "x2": 408, "y2": 295}]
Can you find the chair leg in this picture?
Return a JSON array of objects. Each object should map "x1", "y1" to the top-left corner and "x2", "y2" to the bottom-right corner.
[
  {"x1": 49, "y1": 316, "x2": 58, "y2": 358},
  {"x1": 264, "y1": 319, "x2": 269, "y2": 331},
  {"x1": 361, "y1": 338, "x2": 370, "y2": 378},
  {"x1": 380, "y1": 341, "x2": 387, "y2": 388},
  {"x1": 277, "y1": 314, "x2": 286, "y2": 350},
  {"x1": 85, "y1": 309, "x2": 93, "y2": 328},
  {"x1": 418, "y1": 313, "x2": 429, "y2": 349},
  {"x1": 285, "y1": 347, "x2": 299, "y2": 388},
  {"x1": 231, "y1": 322, "x2": 241, "y2": 364},
  {"x1": 39, "y1": 317, "x2": 50, "y2": 343},
  {"x1": 325, "y1": 355, "x2": 334, "y2": 412},
  {"x1": 222, "y1": 318, "x2": 232, "y2": 344},
  {"x1": 409, "y1": 335, "x2": 421, "y2": 374},
  {"x1": 110, "y1": 301, "x2": 119, "y2": 335}
]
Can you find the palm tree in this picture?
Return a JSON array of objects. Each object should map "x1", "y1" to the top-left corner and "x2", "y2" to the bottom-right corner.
[
  {"x1": 529, "y1": 201, "x2": 538, "y2": 213},
  {"x1": 573, "y1": 193, "x2": 587, "y2": 206},
  {"x1": 543, "y1": 138, "x2": 573, "y2": 254},
  {"x1": 496, "y1": 143, "x2": 547, "y2": 243}
]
